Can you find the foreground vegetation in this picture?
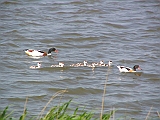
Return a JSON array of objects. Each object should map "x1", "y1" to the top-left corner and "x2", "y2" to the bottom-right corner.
[
  {"x1": 0, "y1": 100, "x2": 114, "y2": 120},
  {"x1": 1, "y1": 101, "x2": 159, "y2": 120},
  {"x1": 1, "y1": 89, "x2": 159, "y2": 120}
]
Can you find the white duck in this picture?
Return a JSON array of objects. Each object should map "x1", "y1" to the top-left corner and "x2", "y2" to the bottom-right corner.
[
  {"x1": 106, "y1": 61, "x2": 113, "y2": 67},
  {"x1": 117, "y1": 65, "x2": 142, "y2": 73},
  {"x1": 30, "y1": 63, "x2": 41, "y2": 69},
  {"x1": 82, "y1": 61, "x2": 88, "y2": 66},
  {"x1": 51, "y1": 62, "x2": 64, "y2": 67},
  {"x1": 24, "y1": 47, "x2": 58, "y2": 57},
  {"x1": 70, "y1": 61, "x2": 88, "y2": 67},
  {"x1": 98, "y1": 60, "x2": 112, "y2": 67},
  {"x1": 92, "y1": 60, "x2": 104, "y2": 66},
  {"x1": 87, "y1": 63, "x2": 96, "y2": 68}
]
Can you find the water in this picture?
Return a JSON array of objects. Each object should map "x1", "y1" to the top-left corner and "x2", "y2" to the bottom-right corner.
[{"x1": 0, "y1": 0, "x2": 160, "y2": 119}]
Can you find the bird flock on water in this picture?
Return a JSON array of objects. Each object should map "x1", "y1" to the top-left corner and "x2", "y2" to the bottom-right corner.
[{"x1": 24, "y1": 47, "x2": 142, "y2": 73}]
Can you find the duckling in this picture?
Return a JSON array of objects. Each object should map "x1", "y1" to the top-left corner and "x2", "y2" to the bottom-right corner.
[
  {"x1": 70, "y1": 61, "x2": 88, "y2": 67},
  {"x1": 30, "y1": 63, "x2": 41, "y2": 69},
  {"x1": 51, "y1": 62, "x2": 64, "y2": 67}
]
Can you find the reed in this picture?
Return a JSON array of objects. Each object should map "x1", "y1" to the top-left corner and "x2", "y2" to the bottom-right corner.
[
  {"x1": 145, "y1": 106, "x2": 152, "y2": 120},
  {"x1": 100, "y1": 67, "x2": 111, "y2": 120},
  {"x1": 19, "y1": 97, "x2": 28, "y2": 120},
  {"x1": 37, "y1": 89, "x2": 68, "y2": 120},
  {"x1": 157, "y1": 111, "x2": 160, "y2": 118}
]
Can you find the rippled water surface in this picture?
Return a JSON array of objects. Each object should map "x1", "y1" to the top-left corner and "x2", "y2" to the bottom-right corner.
[{"x1": 0, "y1": 0, "x2": 160, "y2": 119}]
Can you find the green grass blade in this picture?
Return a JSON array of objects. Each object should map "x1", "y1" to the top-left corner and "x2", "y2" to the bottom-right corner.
[
  {"x1": 0, "y1": 106, "x2": 9, "y2": 118},
  {"x1": 73, "y1": 107, "x2": 78, "y2": 116},
  {"x1": 19, "y1": 108, "x2": 27, "y2": 120},
  {"x1": 58, "y1": 100, "x2": 71, "y2": 119},
  {"x1": 102, "y1": 110, "x2": 115, "y2": 120}
]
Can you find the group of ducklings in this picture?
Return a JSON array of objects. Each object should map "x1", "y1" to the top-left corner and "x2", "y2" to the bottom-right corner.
[
  {"x1": 29, "y1": 61, "x2": 142, "y2": 73},
  {"x1": 30, "y1": 60, "x2": 112, "y2": 69},
  {"x1": 69, "y1": 60, "x2": 112, "y2": 67}
]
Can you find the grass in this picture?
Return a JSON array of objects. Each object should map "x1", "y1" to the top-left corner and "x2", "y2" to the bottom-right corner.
[
  {"x1": 0, "y1": 89, "x2": 114, "y2": 120},
  {"x1": 0, "y1": 99, "x2": 114, "y2": 120},
  {"x1": 1, "y1": 92, "x2": 160, "y2": 120}
]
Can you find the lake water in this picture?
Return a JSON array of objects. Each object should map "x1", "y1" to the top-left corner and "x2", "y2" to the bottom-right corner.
[{"x1": 0, "y1": 0, "x2": 160, "y2": 119}]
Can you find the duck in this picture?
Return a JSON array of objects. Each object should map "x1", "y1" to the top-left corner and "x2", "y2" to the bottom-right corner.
[
  {"x1": 30, "y1": 62, "x2": 41, "y2": 69},
  {"x1": 99, "y1": 60, "x2": 104, "y2": 65},
  {"x1": 82, "y1": 61, "x2": 88, "y2": 67},
  {"x1": 51, "y1": 62, "x2": 64, "y2": 67},
  {"x1": 24, "y1": 47, "x2": 58, "y2": 57},
  {"x1": 92, "y1": 60, "x2": 104, "y2": 66},
  {"x1": 97, "y1": 60, "x2": 112, "y2": 67},
  {"x1": 87, "y1": 63, "x2": 96, "y2": 68},
  {"x1": 117, "y1": 65, "x2": 142, "y2": 73},
  {"x1": 70, "y1": 61, "x2": 88, "y2": 67},
  {"x1": 105, "y1": 61, "x2": 112, "y2": 67}
]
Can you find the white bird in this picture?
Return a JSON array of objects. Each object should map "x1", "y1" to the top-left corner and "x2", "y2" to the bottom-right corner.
[
  {"x1": 99, "y1": 60, "x2": 104, "y2": 65},
  {"x1": 87, "y1": 63, "x2": 96, "y2": 68},
  {"x1": 30, "y1": 63, "x2": 41, "y2": 69},
  {"x1": 98, "y1": 61, "x2": 112, "y2": 67},
  {"x1": 92, "y1": 60, "x2": 104, "y2": 66},
  {"x1": 70, "y1": 61, "x2": 88, "y2": 67},
  {"x1": 107, "y1": 61, "x2": 113, "y2": 67},
  {"x1": 51, "y1": 62, "x2": 64, "y2": 67},
  {"x1": 83, "y1": 61, "x2": 88, "y2": 66},
  {"x1": 117, "y1": 65, "x2": 142, "y2": 73}
]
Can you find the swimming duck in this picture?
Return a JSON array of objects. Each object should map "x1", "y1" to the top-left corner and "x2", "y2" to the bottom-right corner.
[
  {"x1": 99, "y1": 60, "x2": 104, "y2": 65},
  {"x1": 24, "y1": 47, "x2": 58, "y2": 57},
  {"x1": 117, "y1": 65, "x2": 142, "y2": 72},
  {"x1": 96, "y1": 60, "x2": 112, "y2": 67},
  {"x1": 70, "y1": 61, "x2": 88, "y2": 67},
  {"x1": 105, "y1": 61, "x2": 112, "y2": 67},
  {"x1": 87, "y1": 63, "x2": 96, "y2": 68},
  {"x1": 30, "y1": 63, "x2": 41, "y2": 69},
  {"x1": 51, "y1": 62, "x2": 64, "y2": 67},
  {"x1": 82, "y1": 61, "x2": 88, "y2": 66},
  {"x1": 92, "y1": 60, "x2": 104, "y2": 66}
]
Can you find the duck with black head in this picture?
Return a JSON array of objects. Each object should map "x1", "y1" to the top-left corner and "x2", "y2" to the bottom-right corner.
[
  {"x1": 117, "y1": 65, "x2": 142, "y2": 73},
  {"x1": 24, "y1": 47, "x2": 58, "y2": 57}
]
